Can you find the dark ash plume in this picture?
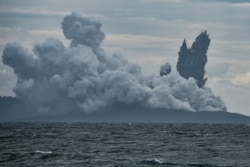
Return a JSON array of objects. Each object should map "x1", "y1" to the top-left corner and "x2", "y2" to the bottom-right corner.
[
  {"x1": 2, "y1": 13, "x2": 226, "y2": 116},
  {"x1": 177, "y1": 31, "x2": 210, "y2": 87}
]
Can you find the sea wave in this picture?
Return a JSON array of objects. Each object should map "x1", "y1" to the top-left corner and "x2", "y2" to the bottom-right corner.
[{"x1": 35, "y1": 150, "x2": 52, "y2": 154}]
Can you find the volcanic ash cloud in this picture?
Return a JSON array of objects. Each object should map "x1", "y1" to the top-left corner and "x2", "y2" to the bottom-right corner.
[{"x1": 2, "y1": 12, "x2": 227, "y2": 115}]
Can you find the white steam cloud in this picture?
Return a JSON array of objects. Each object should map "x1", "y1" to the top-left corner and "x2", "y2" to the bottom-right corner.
[{"x1": 2, "y1": 12, "x2": 227, "y2": 114}]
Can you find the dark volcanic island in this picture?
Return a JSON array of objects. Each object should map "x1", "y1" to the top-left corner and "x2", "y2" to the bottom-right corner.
[{"x1": 1, "y1": 12, "x2": 250, "y2": 123}]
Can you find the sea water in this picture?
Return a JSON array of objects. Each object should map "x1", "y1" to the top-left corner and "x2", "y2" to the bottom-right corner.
[{"x1": 1, "y1": 122, "x2": 250, "y2": 167}]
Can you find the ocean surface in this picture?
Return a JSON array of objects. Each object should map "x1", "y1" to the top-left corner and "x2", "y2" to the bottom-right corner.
[{"x1": 1, "y1": 123, "x2": 250, "y2": 167}]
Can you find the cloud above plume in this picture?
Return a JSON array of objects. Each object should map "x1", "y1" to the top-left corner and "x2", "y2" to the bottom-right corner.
[{"x1": 2, "y1": 12, "x2": 227, "y2": 116}]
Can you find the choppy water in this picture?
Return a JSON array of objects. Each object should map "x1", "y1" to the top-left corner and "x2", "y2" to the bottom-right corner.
[{"x1": 1, "y1": 123, "x2": 250, "y2": 167}]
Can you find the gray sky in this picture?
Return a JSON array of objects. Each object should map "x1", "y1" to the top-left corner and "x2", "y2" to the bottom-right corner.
[{"x1": 0, "y1": 0, "x2": 250, "y2": 116}]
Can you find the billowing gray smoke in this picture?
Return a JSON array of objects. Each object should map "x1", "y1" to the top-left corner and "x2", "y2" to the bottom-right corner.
[
  {"x1": 177, "y1": 31, "x2": 210, "y2": 88},
  {"x1": 2, "y1": 13, "x2": 227, "y2": 115},
  {"x1": 160, "y1": 63, "x2": 171, "y2": 76}
]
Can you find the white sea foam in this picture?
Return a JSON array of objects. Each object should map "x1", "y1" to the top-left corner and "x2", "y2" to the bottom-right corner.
[
  {"x1": 35, "y1": 150, "x2": 52, "y2": 154},
  {"x1": 143, "y1": 158, "x2": 163, "y2": 164}
]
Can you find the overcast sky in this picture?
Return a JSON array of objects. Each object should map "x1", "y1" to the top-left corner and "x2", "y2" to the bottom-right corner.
[{"x1": 0, "y1": 0, "x2": 250, "y2": 116}]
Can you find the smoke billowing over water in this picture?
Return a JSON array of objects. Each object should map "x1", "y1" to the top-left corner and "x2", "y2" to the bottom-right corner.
[{"x1": 2, "y1": 12, "x2": 227, "y2": 115}]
